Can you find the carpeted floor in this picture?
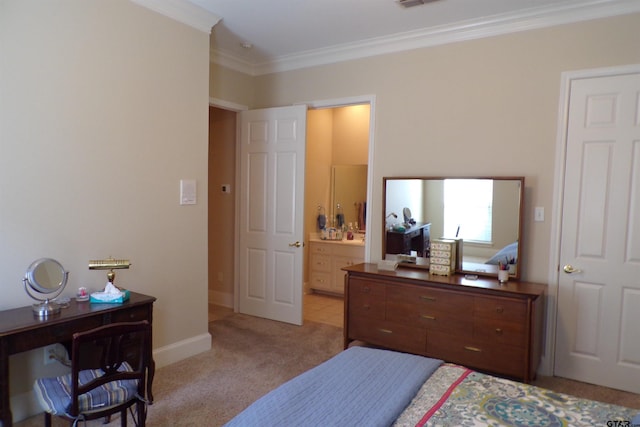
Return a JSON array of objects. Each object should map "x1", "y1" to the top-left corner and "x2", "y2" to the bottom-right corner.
[
  {"x1": 16, "y1": 313, "x2": 640, "y2": 426},
  {"x1": 16, "y1": 313, "x2": 344, "y2": 426}
]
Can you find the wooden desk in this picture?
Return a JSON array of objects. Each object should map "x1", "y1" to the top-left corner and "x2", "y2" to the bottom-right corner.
[
  {"x1": 0, "y1": 292, "x2": 156, "y2": 426},
  {"x1": 386, "y1": 222, "x2": 431, "y2": 257}
]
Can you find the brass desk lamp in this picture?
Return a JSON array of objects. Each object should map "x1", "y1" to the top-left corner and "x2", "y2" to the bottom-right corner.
[{"x1": 88, "y1": 258, "x2": 131, "y2": 286}]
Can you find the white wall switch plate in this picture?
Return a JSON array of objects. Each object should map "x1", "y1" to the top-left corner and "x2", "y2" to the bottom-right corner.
[
  {"x1": 180, "y1": 179, "x2": 197, "y2": 205},
  {"x1": 534, "y1": 207, "x2": 544, "y2": 222}
]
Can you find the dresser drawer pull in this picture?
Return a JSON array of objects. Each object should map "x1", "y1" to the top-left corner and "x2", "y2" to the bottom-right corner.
[
  {"x1": 464, "y1": 346, "x2": 482, "y2": 352},
  {"x1": 495, "y1": 328, "x2": 503, "y2": 335},
  {"x1": 362, "y1": 304, "x2": 371, "y2": 310},
  {"x1": 378, "y1": 328, "x2": 393, "y2": 334},
  {"x1": 420, "y1": 314, "x2": 436, "y2": 320},
  {"x1": 363, "y1": 286, "x2": 371, "y2": 293},
  {"x1": 496, "y1": 307, "x2": 504, "y2": 314},
  {"x1": 420, "y1": 295, "x2": 436, "y2": 301}
]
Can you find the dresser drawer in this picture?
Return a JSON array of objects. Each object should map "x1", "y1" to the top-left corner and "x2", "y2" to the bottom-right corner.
[
  {"x1": 386, "y1": 301, "x2": 473, "y2": 336},
  {"x1": 350, "y1": 293, "x2": 385, "y2": 319},
  {"x1": 310, "y1": 243, "x2": 332, "y2": 255},
  {"x1": 349, "y1": 316, "x2": 426, "y2": 355},
  {"x1": 473, "y1": 317, "x2": 525, "y2": 346},
  {"x1": 309, "y1": 272, "x2": 331, "y2": 291},
  {"x1": 427, "y1": 331, "x2": 524, "y2": 378},
  {"x1": 474, "y1": 296, "x2": 526, "y2": 323},
  {"x1": 310, "y1": 254, "x2": 331, "y2": 272},
  {"x1": 388, "y1": 286, "x2": 473, "y2": 312},
  {"x1": 349, "y1": 278, "x2": 385, "y2": 297},
  {"x1": 110, "y1": 305, "x2": 150, "y2": 323}
]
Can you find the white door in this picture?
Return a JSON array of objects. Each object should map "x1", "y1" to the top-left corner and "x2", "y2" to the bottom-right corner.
[
  {"x1": 555, "y1": 71, "x2": 640, "y2": 393},
  {"x1": 237, "y1": 105, "x2": 306, "y2": 325}
]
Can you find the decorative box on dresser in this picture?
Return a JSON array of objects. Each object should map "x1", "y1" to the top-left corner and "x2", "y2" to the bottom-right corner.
[
  {"x1": 309, "y1": 238, "x2": 364, "y2": 295},
  {"x1": 343, "y1": 263, "x2": 546, "y2": 383}
]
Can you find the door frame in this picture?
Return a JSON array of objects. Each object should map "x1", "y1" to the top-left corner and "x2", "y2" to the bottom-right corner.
[
  {"x1": 544, "y1": 63, "x2": 640, "y2": 377},
  {"x1": 210, "y1": 95, "x2": 376, "y2": 312},
  {"x1": 209, "y1": 97, "x2": 247, "y2": 311},
  {"x1": 304, "y1": 94, "x2": 376, "y2": 263}
]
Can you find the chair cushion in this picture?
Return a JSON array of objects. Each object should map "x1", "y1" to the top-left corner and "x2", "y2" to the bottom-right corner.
[{"x1": 34, "y1": 362, "x2": 139, "y2": 416}]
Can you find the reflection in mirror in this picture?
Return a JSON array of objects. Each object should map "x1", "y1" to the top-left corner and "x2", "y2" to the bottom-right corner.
[
  {"x1": 330, "y1": 165, "x2": 367, "y2": 231},
  {"x1": 383, "y1": 177, "x2": 524, "y2": 279},
  {"x1": 23, "y1": 258, "x2": 69, "y2": 317}
]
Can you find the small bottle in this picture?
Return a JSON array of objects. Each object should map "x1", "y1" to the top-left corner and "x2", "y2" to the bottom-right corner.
[
  {"x1": 336, "y1": 204, "x2": 345, "y2": 230},
  {"x1": 347, "y1": 223, "x2": 354, "y2": 240}
]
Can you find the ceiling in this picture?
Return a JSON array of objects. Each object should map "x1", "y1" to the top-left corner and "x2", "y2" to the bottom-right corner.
[{"x1": 189, "y1": 0, "x2": 638, "y2": 75}]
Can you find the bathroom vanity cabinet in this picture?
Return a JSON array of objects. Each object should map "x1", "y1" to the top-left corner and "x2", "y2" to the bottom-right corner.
[{"x1": 309, "y1": 239, "x2": 364, "y2": 295}]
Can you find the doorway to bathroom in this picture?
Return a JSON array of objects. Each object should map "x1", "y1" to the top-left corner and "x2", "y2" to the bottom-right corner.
[
  {"x1": 303, "y1": 103, "x2": 371, "y2": 299},
  {"x1": 207, "y1": 98, "x2": 373, "y2": 325}
]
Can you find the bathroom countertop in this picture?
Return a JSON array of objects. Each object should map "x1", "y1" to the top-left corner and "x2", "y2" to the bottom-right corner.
[{"x1": 309, "y1": 235, "x2": 365, "y2": 246}]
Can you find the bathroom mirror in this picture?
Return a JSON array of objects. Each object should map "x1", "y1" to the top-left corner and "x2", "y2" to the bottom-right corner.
[
  {"x1": 330, "y1": 164, "x2": 368, "y2": 231},
  {"x1": 23, "y1": 258, "x2": 69, "y2": 317},
  {"x1": 383, "y1": 177, "x2": 524, "y2": 279}
]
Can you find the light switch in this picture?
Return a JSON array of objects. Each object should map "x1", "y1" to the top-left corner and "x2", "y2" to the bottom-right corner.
[
  {"x1": 180, "y1": 179, "x2": 197, "y2": 205},
  {"x1": 534, "y1": 207, "x2": 544, "y2": 222}
]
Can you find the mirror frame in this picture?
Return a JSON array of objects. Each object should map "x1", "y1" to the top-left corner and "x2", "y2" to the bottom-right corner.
[
  {"x1": 382, "y1": 176, "x2": 524, "y2": 280},
  {"x1": 25, "y1": 258, "x2": 67, "y2": 293},
  {"x1": 23, "y1": 257, "x2": 69, "y2": 317}
]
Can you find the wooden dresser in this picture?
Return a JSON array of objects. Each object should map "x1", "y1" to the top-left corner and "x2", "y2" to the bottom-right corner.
[{"x1": 343, "y1": 263, "x2": 546, "y2": 382}]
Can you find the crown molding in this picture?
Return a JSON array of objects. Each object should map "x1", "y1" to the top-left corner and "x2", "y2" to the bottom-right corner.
[
  {"x1": 130, "y1": 0, "x2": 221, "y2": 34},
  {"x1": 211, "y1": 0, "x2": 640, "y2": 76}
]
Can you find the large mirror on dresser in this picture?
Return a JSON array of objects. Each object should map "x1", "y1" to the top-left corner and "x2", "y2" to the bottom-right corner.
[{"x1": 383, "y1": 176, "x2": 524, "y2": 279}]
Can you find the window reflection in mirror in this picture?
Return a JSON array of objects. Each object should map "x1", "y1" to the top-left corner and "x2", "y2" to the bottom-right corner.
[{"x1": 383, "y1": 177, "x2": 524, "y2": 279}]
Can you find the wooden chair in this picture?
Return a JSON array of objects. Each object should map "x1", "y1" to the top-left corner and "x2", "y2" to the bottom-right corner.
[{"x1": 34, "y1": 320, "x2": 152, "y2": 427}]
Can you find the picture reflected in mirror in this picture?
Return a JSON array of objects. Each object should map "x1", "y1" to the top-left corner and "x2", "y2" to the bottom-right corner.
[{"x1": 383, "y1": 177, "x2": 524, "y2": 279}]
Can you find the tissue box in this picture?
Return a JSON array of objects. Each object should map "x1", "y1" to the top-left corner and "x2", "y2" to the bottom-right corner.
[{"x1": 90, "y1": 289, "x2": 130, "y2": 304}]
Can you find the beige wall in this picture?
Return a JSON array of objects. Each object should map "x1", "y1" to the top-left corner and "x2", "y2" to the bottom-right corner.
[
  {"x1": 331, "y1": 105, "x2": 370, "y2": 165},
  {"x1": 246, "y1": 12, "x2": 640, "y2": 284},
  {"x1": 1, "y1": 0, "x2": 211, "y2": 418},
  {"x1": 210, "y1": 61, "x2": 255, "y2": 107}
]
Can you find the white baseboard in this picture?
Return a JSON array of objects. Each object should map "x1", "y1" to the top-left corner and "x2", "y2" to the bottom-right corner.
[
  {"x1": 11, "y1": 332, "x2": 213, "y2": 423},
  {"x1": 153, "y1": 332, "x2": 212, "y2": 369},
  {"x1": 209, "y1": 290, "x2": 233, "y2": 308}
]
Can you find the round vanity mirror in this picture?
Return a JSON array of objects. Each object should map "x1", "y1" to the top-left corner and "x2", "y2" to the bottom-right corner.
[
  {"x1": 402, "y1": 207, "x2": 412, "y2": 224},
  {"x1": 23, "y1": 258, "x2": 69, "y2": 317}
]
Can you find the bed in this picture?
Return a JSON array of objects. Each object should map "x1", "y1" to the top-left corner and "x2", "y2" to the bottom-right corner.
[
  {"x1": 485, "y1": 241, "x2": 518, "y2": 266},
  {"x1": 224, "y1": 346, "x2": 638, "y2": 427}
]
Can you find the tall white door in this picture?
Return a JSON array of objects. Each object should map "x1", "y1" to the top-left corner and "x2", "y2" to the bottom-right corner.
[
  {"x1": 237, "y1": 105, "x2": 306, "y2": 325},
  {"x1": 555, "y1": 71, "x2": 640, "y2": 393}
]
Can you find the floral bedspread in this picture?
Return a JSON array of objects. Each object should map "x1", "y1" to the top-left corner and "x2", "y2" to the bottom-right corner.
[{"x1": 393, "y1": 364, "x2": 638, "y2": 427}]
